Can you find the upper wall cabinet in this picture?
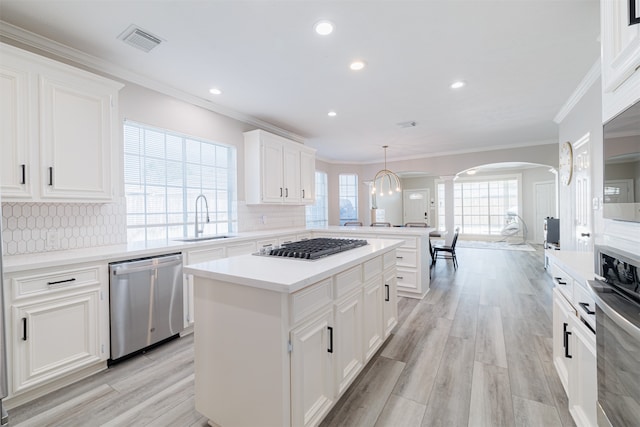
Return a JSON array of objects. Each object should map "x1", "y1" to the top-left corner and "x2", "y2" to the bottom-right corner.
[
  {"x1": 244, "y1": 129, "x2": 316, "y2": 205},
  {"x1": 0, "y1": 43, "x2": 123, "y2": 202},
  {"x1": 601, "y1": 0, "x2": 640, "y2": 121}
]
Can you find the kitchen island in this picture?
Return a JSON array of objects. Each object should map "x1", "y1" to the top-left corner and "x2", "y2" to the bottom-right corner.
[{"x1": 184, "y1": 238, "x2": 404, "y2": 427}]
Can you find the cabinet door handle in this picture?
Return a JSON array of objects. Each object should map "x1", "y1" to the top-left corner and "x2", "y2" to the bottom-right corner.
[
  {"x1": 563, "y1": 322, "x2": 568, "y2": 349},
  {"x1": 564, "y1": 330, "x2": 572, "y2": 359},
  {"x1": 397, "y1": 276, "x2": 403, "y2": 280},
  {"x1": 280, "y1": 187, "x2": 283, "y2": 197},
  {"x1": 20, "y1": 164, "x2": 26, "y2": 184},
  {"x1": 47, "y1": 278, "x2": 76, "y2": 286},
  {"x1": 385, "y1": 284, "x2": 390, "y2": 302},
  {"x1": 285, "y1": 188, "x2": 289, "y2": 198},
  {"x1": 578, "y1": 302, "x2": 595, "y2": 315},
  {"x1": 302, "y1": 189, "x2": 305, "y2": 199},
  {"x1": 327, "y1": 326, "x2": 333, "y2": 353},
  {"x1": 22, "y1": 317, "x2": 27, "y2": 341},
  {"x1": 581, "y1": 233, "x2": 591, "y2": 237},
  {"x1": 48, "y1": 167, "x2": 53, "y2": 186},
  {"x1": 396, "y1": 256, "x2": 403, "y2": 259}
]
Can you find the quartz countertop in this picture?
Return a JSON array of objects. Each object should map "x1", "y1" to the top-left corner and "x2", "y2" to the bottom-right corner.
[
  {"x1": 3, "y1": 225, "x2": 433, "y2": 273},
  {"x1": 546, "y1": 250, "x2": 595, "y2": 282},
  {"x1": 184, "y1": 238, "x2": 404, "y2": 293}
]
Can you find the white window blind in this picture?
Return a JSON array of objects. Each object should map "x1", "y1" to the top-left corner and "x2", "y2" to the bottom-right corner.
[
  {"x1": 306, "y1": 171, "x2": 328, "y2": 226},
  {"x1": 339, "y1": 174, "x2": 358, "y2": 225},
  {"x1": 124, "y1": 121, "x2": 237, "y2": 243}
]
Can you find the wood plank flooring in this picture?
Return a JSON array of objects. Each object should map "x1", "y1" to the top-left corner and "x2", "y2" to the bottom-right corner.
[{"x1": 9, "y1": 244, "x2": 575, "y2": 427}]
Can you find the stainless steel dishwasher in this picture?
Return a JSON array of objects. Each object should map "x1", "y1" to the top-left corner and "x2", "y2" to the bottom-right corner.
[{"x1": 109, "y1": 253, "x2": 184, "y2": 362}]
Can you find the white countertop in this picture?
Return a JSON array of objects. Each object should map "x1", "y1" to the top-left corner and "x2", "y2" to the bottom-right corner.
[
  {"x1": 546, "y1": 250, "x2": 595, "y2": 282},
  {"x1": 184, "y1": 238, "x2": 404, "y2": 293},
  {"x1": 3, "y1": 225, "x2": 433, "y2": 273}
]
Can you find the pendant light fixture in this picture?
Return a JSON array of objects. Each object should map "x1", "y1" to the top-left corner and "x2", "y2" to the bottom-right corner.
[{"x1": 371, "y1": 146, "x2": 401, "y2": 197}]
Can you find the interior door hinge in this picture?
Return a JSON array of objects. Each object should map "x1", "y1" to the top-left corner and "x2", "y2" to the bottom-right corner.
[{"x1": 288, "y1": 341, "x2": 293, "y2": 353}]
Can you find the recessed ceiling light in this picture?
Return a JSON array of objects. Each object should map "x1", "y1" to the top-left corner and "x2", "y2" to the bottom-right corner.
[
  {"x1": 328, "y1": 111, "x2": 337, "y2": 117},
  {"x1": 450, "y1": 81, "x2": 466, "y2": 89},
  {"x1": 209, "y1": 88, "x2": 222, "y2": 95},
  {"x1": 350, "y1": 60, "x2": 366, "y2": 71},
  {"x1": 314, "y1": 20, "x2": 334, "y2": 35}
]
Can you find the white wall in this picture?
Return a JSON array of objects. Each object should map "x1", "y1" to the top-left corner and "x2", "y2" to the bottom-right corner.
[{"x1": 558, "y1": 76, "x2": 640, "y2": 254}]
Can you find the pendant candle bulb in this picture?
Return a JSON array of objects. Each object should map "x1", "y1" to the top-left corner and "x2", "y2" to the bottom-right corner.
[{"x1": 371, "y1": 146, "x2": 401, "y2": 197}]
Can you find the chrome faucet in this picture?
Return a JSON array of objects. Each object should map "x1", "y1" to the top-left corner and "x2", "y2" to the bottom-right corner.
[{"x1": 194, "y1": 194, "x2": 210, "y2": 237}]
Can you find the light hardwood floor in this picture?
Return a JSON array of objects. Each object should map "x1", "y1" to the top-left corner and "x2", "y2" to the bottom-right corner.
[{"x1": 9, "y1": 244, "x2": 575, "y2": 427}]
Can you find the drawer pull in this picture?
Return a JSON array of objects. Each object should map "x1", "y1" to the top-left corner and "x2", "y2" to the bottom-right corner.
[
  {"x1": 22, "y1": 317, "x2": 27, "y2": 341},
  {"x1": 396, "y1": 256, "x2": 403, "y2": 259},
  {"x1": 47, "y1": 278, "x2": 76, "y2": 286},
  {"x1": 396, "y1": 276, "x2": 403, "y2": 280},
  {"x1": 20, "y1": 164, "x2": 26, "y2": 184},
  {"x1": 48, "y1": 167, "x2": 53, "y2": 186},
  {"x1": 554, "y1": 277, "x2": 567, "y2": 285},
  {"x1": 327, "y1": 326, "x2": 333, "y2": 353},
  {"x1": 385, "y1": 284, "x2": 390, "y2": 302},
  {"x1": 578, "y1": 302, "x2": 595, "y2": 315}
]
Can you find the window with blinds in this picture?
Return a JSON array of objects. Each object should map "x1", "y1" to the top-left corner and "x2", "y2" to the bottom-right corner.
[
  {"x1": 123, "y1": 121, "x2": 237, "y2": 243},
  {"x1": 306, "y1": 171, "x2": 328, "y2": 226},
  {"x1": 339, "y1": 173, "x2": 358, "y2": 225}
]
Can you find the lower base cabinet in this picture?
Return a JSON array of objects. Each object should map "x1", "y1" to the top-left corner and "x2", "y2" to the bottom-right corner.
[
  {"x1": 13, "y1": 290, "x2": 102, "y2": 394},
  {"x1": 290, "y1": 308, "x2": 335, "y2": 427},
  {"x1": 192, "y1": 251, "x2": 399, "y2": 427}
]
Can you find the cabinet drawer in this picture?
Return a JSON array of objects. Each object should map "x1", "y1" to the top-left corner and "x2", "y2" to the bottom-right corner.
[
  {"x1": 395, "y1": 248, "x2": 417, "y2": 268},
  {"x1": 395, "y1": 268, "x2": 417, "y2": 291},
  {"x1": 551, "y1": 265, "x2": 573, "y2": 302},
  {"x1": 383, "y1": 250, "x2": 396, "y2": 270},
  {"x1": 226, "y1": 242, "x2": 256, "y2": 257},
  {"x1": 187, "y1": 246, "x2": 225, "y2": 264},
  {"x1": 363, "y1": 257, "x2": 382, "y2": 282},
  {"x1": 12, "y1": 266, "x2": 101, "y2": 299},
  {"x1": 290, "y1": 279, "x2": 333, "y2": 325},
  {"x1": 335, "y1": 266, "x2": 363, "y2": 298},
  {"x1": 573, "y1": 281, "x2": 596, "y2": 330}
]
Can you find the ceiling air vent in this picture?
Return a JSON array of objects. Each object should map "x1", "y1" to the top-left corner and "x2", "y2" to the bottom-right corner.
[{"x1": 119, "y1": 25, "x2": 163, "y2": 53}]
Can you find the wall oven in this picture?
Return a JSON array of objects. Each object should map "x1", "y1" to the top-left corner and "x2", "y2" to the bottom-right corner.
[{"x1": 589, "y1": 245, "x2": 640, "y2": 427}]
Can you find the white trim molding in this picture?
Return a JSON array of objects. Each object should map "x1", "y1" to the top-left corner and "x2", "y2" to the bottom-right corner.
[{"x1": 554, "y1": 58, "x2": 601, "y2": 124}]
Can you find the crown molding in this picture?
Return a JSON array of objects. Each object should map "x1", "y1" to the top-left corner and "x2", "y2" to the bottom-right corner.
[
  {"x1": 0, "y1": 20, "x2": 305, "y2": 143},
  {"x1": 554, "y1": 58, "x2": 601, "y2": 124}
]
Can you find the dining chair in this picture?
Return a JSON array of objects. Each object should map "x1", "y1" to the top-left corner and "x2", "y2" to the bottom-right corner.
[
  {"x1": 371, "y1": 222, "x2": 391, "y2": 227},
  {"x1": 404, "y1": 222, "x2": 428, "y2": 227},
  {"x1": 432, "y1": 227, "x2": 459, "y2": 269},
  {"x1": 344, "y1": 221, "x2": 363, "y2": 226}
]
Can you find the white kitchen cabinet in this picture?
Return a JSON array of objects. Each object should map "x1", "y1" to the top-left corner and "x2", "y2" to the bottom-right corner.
[
  {"x1": 0, "y1": 60, "x2": 32, "y2": 199},
  {"x1": 244, "y1": 129, "x2": 316, "y2": 205},
  {"x1": 553, "y1": 287, "x2": 575, "y2": 394},
  {"x1": 601, "y1": 0, "x2": 640, "y2": 122},
  {"x1": 300, "y1": 149, "x2": 316, "y2": 203},
  {"x1": 0, "y1": 42, "x2": 122, "y2": 202},
  {"x1": 333, "y1": 289, "x2": 363, "y2": 396},
  {"x1": 4, "y1": 262, "x2": 108, "y2": 406},
  {"x1": 362, "y1": 277, "x2": 383, "y2": 362},
  {"x1": 568, "y1": 314, "x2": 597, "y2": 427},
  {"x1": 383, "y1": 267, "x2": 398, "y2": 338},
  {"x1": 290, "y1": 308, "x2": 335, "y2": 427},
  {"x1": 12, "y1": 290, "x2": 101, "y2": 394}
]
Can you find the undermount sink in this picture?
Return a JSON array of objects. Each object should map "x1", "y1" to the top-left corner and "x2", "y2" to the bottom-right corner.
[{"x1": 173, "y1": 235, "x2": 231, "y2": 242}]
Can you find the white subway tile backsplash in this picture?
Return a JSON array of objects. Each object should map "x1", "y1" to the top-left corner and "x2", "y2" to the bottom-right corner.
[{"x1": 1, "y1": 198, "x2": 127, "y2": 256}]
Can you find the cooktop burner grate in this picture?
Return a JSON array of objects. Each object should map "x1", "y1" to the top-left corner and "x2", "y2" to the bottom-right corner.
[{"x1": 263, "y1": 238, "x2": 368, "y2": 260}]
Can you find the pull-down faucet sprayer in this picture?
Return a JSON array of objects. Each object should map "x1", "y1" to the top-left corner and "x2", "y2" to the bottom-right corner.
[{"x1": 194, "y1": 194, "x2": 210, "y2": 237}]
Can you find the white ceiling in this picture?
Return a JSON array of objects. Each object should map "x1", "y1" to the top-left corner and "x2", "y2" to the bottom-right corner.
[{"x1": 0, "y1": 0, "x2": 600, "y2": 163}]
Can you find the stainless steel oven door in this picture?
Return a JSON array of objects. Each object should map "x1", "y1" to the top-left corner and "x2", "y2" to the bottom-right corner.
[{"x1": 590, "y1": 280, "x2": 640, "y2": 427}]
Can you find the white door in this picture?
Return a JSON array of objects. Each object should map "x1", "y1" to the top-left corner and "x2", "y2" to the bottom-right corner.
[
  {"x1": 573, "y1": 134, "x2": 593, "y2": 252},
  {"x1": 534, "y1": 181, "x2": 556, "y2": 244},
  {"x1": 403, "y1": 188, "x2": 430, "y2": 225}
]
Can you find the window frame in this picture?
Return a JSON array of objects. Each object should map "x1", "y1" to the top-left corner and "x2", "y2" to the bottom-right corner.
[
  {"x1": 123, "y1": 120, "x2": 237, "y2": 243},
  {"x1": 306, "y1": 171, "x2": 328, "y2": 227},
  {"x1": 338, "y1": 173, "x2": 359, "y2": 225}
]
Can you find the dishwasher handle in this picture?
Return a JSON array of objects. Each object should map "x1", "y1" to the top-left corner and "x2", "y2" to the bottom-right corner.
[{"x1": 111, "y1": 254, "x2": 183, "y2": 276}]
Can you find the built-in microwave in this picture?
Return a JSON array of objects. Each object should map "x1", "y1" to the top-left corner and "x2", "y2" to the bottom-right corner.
[{"x1": 589, "y1": 245, "x2": 640, "y2": 427}]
